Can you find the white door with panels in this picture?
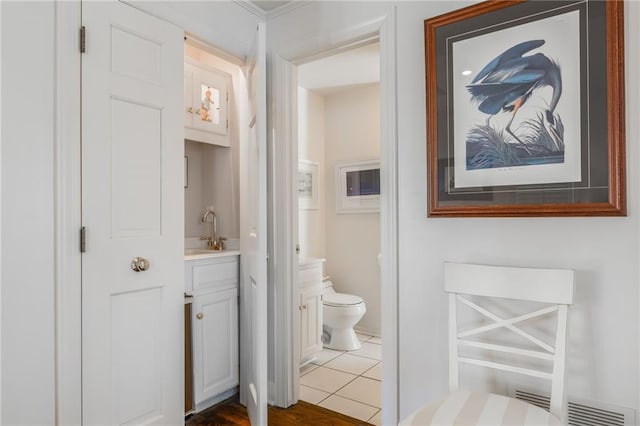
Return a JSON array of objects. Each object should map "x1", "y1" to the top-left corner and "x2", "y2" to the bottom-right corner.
[
  {"x1": 240, "y1": 23, "x2": 268, "y2": 426},
  {"x1": 81, "y1": 2, "x2": 183, "y2": 425}
]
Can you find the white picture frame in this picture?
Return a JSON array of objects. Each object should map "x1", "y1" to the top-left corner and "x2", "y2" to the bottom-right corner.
[
  {"x1": 335, "y1": 160, "x2": 380, "y2": 213},
  {"x1": 298, "y1": 160, "x2": 319, "y2": 210}
]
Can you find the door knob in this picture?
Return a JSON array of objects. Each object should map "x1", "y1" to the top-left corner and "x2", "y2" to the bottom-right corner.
[
  {"x1": 196, "y1": 312, "x2": 204, "y2": 320},
  {"x1": 130, "y1": 257, "x2": 150, "y2": 272}
]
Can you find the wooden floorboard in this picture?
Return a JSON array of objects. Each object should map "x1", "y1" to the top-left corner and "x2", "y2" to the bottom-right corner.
[{"x1": 186, "y1": 396, "x2": 372, "y2": 426}]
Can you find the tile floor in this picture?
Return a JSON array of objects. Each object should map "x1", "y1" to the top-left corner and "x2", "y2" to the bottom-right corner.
[{"x1": 299, "y1": 333, "x2": 382, "y2": 425}]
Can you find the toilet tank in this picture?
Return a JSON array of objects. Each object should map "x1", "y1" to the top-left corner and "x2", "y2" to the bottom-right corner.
[{"x1": 322, "y1": 277, "x2": 337, "y2": 296}]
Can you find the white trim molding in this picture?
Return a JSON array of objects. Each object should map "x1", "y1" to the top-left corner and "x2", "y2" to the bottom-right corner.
[
  {"x1": 0, "y1": 1, "x2": 3, "y2": 420},
  {"x1": 378, "y1": 9, "x2": 400, "y2": 425},
  {"x1": 268, "y1": 9, "x2": 400, "y2": 424},
  {"x1": 54, "y1": 1, "x2": 82, "y2": 424},
  {"x1": 233, "y1": 1, "x2": 311, "y2": 21},
  {"x1": 268, "y1": 53, "x2": 300, "y2": 407}
]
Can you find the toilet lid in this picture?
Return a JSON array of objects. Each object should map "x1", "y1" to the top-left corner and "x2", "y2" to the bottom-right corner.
[{"x1": 323, "y1": 292, "x2": 363, "y2": 307}]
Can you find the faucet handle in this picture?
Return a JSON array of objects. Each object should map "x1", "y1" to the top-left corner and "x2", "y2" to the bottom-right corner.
[
  {"x1": 200, "y1": 236, "x2": 211, "y2": 241},
  {"x1": 213, "y1": 237, "x2": 225, "y2": 251}
]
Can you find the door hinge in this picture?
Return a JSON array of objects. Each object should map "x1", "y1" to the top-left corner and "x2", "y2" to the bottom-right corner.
[
  {"x1": 296, "y1": 244, "x2": 301, "y2": 254},
  {"x1": 226, "y1": 119, "x2": 229, "y2": 129},
  {"x1": 80, "y1": 26, "x2": 86, "y2": 53},
  {"x1": 80, "y1": 226, "x2": 87, "y2": 253}
]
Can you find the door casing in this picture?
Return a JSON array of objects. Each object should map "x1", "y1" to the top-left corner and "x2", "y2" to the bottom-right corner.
[{"x1": 268, "y1": 10, "x2": 400, "y2": 425}]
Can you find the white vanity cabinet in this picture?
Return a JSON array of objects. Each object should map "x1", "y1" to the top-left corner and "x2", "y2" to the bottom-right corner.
[
  {"x1": 298, "y1": 258, "x2": 324, "y2": 363},
  {"x1": 184, "y1": 61, "x2": 229, "y2": 146},
  {"x1": 185, "y1": 253, "x2": 239, "y2": 412}
]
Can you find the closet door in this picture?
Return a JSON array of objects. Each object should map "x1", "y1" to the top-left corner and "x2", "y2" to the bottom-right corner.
[
  {"x1": 240, "y1": 22, "x2": 268, "y2": 426},
  {"x1": 81, "y1": 2, "x2": 183, "y2": 425}
]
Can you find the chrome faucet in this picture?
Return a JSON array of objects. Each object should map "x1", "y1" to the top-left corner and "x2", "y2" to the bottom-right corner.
[{"x1": 201, "y1": 209, "x2": 223, "y2": 250}]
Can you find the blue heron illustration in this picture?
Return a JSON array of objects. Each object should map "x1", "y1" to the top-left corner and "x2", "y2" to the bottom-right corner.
[{"x1": 466, "y1": 39, "x2": 563, "y2": 155}]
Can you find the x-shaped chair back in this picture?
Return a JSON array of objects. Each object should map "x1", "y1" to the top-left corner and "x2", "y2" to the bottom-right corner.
[{"x1": 445, "y1": 262, "x2": 575, "y2": 423}]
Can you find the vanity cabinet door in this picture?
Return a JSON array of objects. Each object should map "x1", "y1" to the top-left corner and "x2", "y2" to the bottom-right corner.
[
  {"x1": 299, "y1": 286, "x2": 323, "y2": 361},
  {"x1": 192, "y1": 287, "x2": 239, "y2": 410}
]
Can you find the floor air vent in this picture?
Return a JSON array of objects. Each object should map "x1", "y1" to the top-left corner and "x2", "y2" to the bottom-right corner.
[{"x1": 513, "y1": 389, "x2": 635, "y2": 426}]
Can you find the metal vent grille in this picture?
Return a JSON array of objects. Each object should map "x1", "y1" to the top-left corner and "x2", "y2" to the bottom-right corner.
[{"x1": 514, "y1": 389, "x2": 634, "y2": 426}]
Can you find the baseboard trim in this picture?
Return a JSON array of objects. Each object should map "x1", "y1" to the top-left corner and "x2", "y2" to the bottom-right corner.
[{"x1": 354, "y1": 326, "x2": 381, "y2": 338}]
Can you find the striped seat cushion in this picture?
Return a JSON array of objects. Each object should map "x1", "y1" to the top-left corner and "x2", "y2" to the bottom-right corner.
[{"x1": 399, "y1": 391, "x2": 561, "y2": 426}]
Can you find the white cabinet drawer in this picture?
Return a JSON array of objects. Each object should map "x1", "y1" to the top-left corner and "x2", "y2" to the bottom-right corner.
[{"x1": 185, "y1": 256, "x2": 238, "y2": 295}]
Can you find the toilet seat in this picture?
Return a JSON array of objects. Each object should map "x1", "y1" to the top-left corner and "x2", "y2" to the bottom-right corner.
[{"x1": 323, "y1": 292, "x2": 363, "y2": 307}]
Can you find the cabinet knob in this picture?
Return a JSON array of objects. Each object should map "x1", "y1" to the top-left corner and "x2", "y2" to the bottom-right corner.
[
  {"x1": 196, "y1": 312, "x2": 204, "y2": 320},
  {"x1": 299, "y1": 305, "x2": 307, "y2": 310},
  {"x1": 187, "y1": 107, "x2": 193, "y2": 113}
]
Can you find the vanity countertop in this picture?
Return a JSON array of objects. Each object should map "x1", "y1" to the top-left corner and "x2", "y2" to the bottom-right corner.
[
  {"x1": 184, "y1": 249, "x2": 240, "y2": 261},
  {"x1": 298, "y1": 256, "x2": 326, "y2": 267}
]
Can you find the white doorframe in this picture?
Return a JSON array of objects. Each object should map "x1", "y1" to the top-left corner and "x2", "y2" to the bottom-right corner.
[
  {"x1": 270, "y1": 9, "x2": 400, "y2": 425},
  {"x1": 54, "y1": 2, "x2": 83, "y2": 424}
]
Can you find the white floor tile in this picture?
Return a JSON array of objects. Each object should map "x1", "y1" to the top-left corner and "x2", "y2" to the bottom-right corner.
[
  {"x1": 368, "y1": 410, "x2": 382, "y2": 426},
  {"x1": 368, "y1": 336, "x2": 382, "y2": 345},
  {"x1": 312, "y1": 348, "x2": 344, "y2": 365},
  {"x1": 336, "y1": 376, "x2": 381, "y2": 408},
  {"x1": 318, "y1": 395, "x2": 379, "y2": 422},
  {"x1": 299, "y1": 385, "x2": 330, "y2": 405},
  {"x1": 350, "y1": 342, "x2": 382, "y2": 360},
  {"x1": 300, "y1": 363, "x2": 319, "y2": 377},
  {"x1": 362, "y1": 362, "x2": 382, "y2": 381},
  {"x1": 324, "y1": 353, "x2": 378, "y2": 376},
  {"x1": 300, "y1": 366, "x2": 357, "y2": 394}
]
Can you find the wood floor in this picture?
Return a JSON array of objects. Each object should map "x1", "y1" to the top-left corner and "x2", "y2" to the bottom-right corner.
[{"x1": 186, "y1": 396, "x2": 372, "y2": 426}]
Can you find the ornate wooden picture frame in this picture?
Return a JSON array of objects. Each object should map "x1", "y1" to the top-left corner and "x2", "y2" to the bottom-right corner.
[{"x1": 425, "y1": 0, "x2": 625, "y2": 217}]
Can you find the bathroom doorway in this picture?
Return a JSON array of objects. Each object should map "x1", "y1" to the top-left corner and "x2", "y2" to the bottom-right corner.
[{"x1": 295, "y1": 42, "x2": 383, "y2": 425}]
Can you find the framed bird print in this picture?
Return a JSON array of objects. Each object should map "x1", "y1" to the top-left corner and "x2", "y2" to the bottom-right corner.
[{"x1": 425, "y1": 0, "x2": 625, "y2": 217}]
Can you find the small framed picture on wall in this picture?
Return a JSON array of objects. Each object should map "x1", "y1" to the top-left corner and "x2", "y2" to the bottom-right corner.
[
  {"x1": 335, "y1": 160, "x2": 380, "y2": 214},
  {"x1": 298, "y1": 160, "x2": 319, "y2": 210}
]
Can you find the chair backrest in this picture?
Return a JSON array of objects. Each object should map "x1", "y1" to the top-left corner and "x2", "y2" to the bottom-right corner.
[{"x1": 444, "y1": 262, "x2": 575, "y2": 422}]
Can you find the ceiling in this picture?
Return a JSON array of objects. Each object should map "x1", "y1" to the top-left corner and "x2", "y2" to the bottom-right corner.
[
  {"x1": 248, "y1": 1, "x2": 292, "y2": 12},
  {"x1": 298, "y1": 42, "x2": 380, "y2": 95}
]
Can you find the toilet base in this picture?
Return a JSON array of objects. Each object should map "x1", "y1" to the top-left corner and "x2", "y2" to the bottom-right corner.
[{"x1": 323, "y1": 327, "x2": 362, "y2": 351}]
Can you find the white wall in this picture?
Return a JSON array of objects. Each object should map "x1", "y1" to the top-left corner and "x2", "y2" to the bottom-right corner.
[
  {"x1": 323, "y1": 84, "x2": 381, "y2": 336},
  {"x1": 298, "y1": 88, "x2": 326, "y2": 259},
  {"x1": 184, "y1": 139, "x2": 239, "y2": 240},
  {"x1": 269, "y1": 0, "x2": 640, "y2": 419},
  {"x1": 1, "y1": 2, "x2": 56, "y2": 424}
]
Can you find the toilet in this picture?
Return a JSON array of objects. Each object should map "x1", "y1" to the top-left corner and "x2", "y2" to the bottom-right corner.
[{"x1": 322, "y1": 278, "x2": 366, "y2": 351}]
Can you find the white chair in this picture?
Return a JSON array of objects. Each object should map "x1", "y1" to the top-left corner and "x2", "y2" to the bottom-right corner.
[{"x1": 400, "y1": 262, "x2": 575, "y2": 426}]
